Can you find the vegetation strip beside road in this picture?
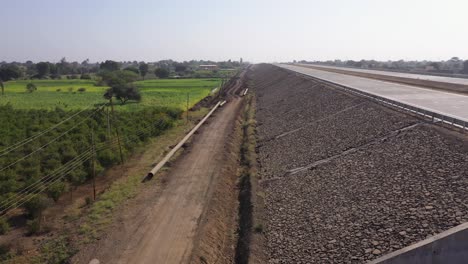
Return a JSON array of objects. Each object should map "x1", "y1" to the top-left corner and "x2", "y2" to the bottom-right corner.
[{"x1": 1, "y1": 107, "x2": 210, "y2": 263}]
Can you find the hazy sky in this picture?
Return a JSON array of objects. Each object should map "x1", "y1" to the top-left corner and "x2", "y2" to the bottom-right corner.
[{"x1": 2, "y1": 0, "x2": 468, "y2": 63}]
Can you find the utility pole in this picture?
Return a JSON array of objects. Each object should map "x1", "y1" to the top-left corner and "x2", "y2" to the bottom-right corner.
[
  {"x1": 109, "y1": 97, "x2": 124, "y2": 164},
  {"x1": 91, "y1": 131, "x2": 96, "y2": 201},
  {"x1": 186, "y1": 93, "x2": 189, "y2": 123},
  {"x1": 106, "y1": 106, "x2": 111, "y2": 142},
  {"x1": 219, "y1": 79, "x2": 224, "y2": 98}
]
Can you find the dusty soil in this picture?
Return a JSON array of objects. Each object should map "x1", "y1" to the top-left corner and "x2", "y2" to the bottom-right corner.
[
  {"x1": 189, "y1": 101, "x2": 244, "y2": 264},
  {"x1": 73, "y1": 71, "x2": 246, "y2": 264},
  {"x1": 252, "y1": 64, "x2": 468, "y2": 263}
]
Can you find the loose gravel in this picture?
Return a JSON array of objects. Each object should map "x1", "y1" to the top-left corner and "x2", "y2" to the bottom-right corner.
[{"x1": 252, "y1": 64, "x2": 468, "y2": 263}]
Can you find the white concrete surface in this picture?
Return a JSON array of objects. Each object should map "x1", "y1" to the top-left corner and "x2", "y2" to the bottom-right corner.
[
  {"x1": 369, "y1": 222, "x2": 468, "y2": 264},
  {"x1": 300, "y1": 64, "x2": 468, "y2": 86},
  {"x1": 278, "y1": 64, "x2": 468, "y2": 122}
]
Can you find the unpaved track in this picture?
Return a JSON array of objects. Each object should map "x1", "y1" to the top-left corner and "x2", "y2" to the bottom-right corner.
[{"x1": 101, "y1": 77, "x2": 244, "y2": 264}]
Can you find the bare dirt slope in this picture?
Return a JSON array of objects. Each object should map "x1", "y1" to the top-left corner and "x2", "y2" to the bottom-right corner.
[{"x1": 74, "y1": 73, "x2": 245, "y2": 264}]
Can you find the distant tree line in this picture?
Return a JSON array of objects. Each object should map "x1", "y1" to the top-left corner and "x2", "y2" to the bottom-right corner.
[
  {"x1": 0, "y1": 58, "x2": 245, "y2": 82},
  {"x1": 297, "y1": 57, "x2": 468, "y2": 75}
]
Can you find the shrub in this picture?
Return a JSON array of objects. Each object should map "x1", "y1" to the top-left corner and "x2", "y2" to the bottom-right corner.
[
  {"x1": 254, "y1": 223, "x2": 263, "y2": 233},
  {"x1": 0, "y1": 218, "x2": 10, "y2": 235},
  {"x1": 77, "y1": 87, "x2": 86, "y2": 92},
  {"x1": 26, "y1": 218, "x2": 41, "y2": 235},
  {"x1": 80, "y1": 73, "x2": 92, "y2": 80},
  {"x1": 66, "y1": 75, "x2": 79, "y2": 79},
  {"x1": 56, "y1": 88, "x2": 61, "y2": 92},
  {"x1": 46, "y1": 181, "x2": 67, "y2": 202},
  {"x1": 37, "y1": 236, "x2": 75, "y2": 264},
  {"x1": 68, "y1": 87, "x2": 74, "y2": 92},
  {"x1": 97, "y1": 149, "x2": 119, "y2": 167},
  {"x1": 85, "y1": 197, "x2": 93, "y2": 206},
  {"x1": 154, "y1": 68, "x2": 170, "y2": 78},
  {"x1": 23, "y1": 195, "x2": 51, "y2": 218},
  {"x1": 26, "y1": 83, "x2": 37, "y2": 93},
  {"x1": 166, "y1": 108, "x2": 183, "y2": 119},
  {"x1": 0, "y1": 244, "x2": 12, "y2": 261}
]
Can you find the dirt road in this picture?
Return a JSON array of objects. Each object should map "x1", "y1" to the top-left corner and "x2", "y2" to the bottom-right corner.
[{"x1": 76, "y1": 72, "x2": 245, "y2": 264}]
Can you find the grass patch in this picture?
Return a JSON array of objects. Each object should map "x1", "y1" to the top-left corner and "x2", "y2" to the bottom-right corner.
[
  {"x1": 235, "y1": 94, "x2": 257, "y2": 264},
  {"x1": 254, "y1": 223, "x2": 263, "y2": 233},
  {"x1": 32, "y1": 236, "x2": 76, "y2": 264},
  {"x1": 79, "y1": 173, "x2": 141, "y2": 239}
]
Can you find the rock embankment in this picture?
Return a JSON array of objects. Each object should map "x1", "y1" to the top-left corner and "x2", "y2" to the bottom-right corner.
[{"x1": 252, "y1": 64, "x2": 468, "y2": 263}]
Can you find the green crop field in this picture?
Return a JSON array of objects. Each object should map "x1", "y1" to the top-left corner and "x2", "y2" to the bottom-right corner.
[
  {"x1": 0, "y1": 77, "x2": 222, "y2": 233},
  {"x1": 0, "y1": 78, "x2": 221, "y2": 111}
]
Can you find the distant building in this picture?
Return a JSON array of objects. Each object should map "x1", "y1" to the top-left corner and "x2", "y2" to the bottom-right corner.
[{"x1": 199, "y1": 64, "x2": 218, "y2": 70}]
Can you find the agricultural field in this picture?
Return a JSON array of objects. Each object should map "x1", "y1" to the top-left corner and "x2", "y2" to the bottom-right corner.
[
  {"x1": 0, "y1": 78, "x2": 221, "y2": 111},
  {"x1": 0, "y1": 76, "x2": 223, "y2": 245},
  {"x1": 192, "y1": 69, "x2": 236, "y2": 78}
]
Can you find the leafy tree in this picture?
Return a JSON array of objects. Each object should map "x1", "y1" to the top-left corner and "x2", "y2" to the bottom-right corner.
[
  {"x1": 98, "y1": 149, "x2": 120, "y2": 167},
  {"x1": 26, "y1": 83, "x2": 37, "y2": 93},
  {"x1": 0, "y1": 64, "x2": 21, "y2": 81},
  {"x1": 57, "y1": 57, "x2": 70, "y2": 75},
  {"x1": 462, "y1": 60, "x2": 468, "y2": 74},
  {"x1": 104, "y1": 84, "x2": 141, "y2": 104},
  {"x1": 154, "y1": 68, "x2": 170, "y2": 78},
  {"x1": 80, "y1": 73, "x2": 92, "y2": 80},
  {"x1": 101, "y1": 69, "x2": 141, "y2": 104},
  {"x1": 49, "y1": 63, "x2": 58, "y2": 75},
  {"x1": 174, "y1": 64, "x2": 187, "y2": 73},
  {"x1": 0, "y1": 64, "x2": 22, "y2": 94},
  {"x1": 47, "y1": 181, "x2": 67, "y2": 202},
  {"x1": 139, "y1": 62, "x2": 149, "y2": 79},
  {"x1": 124, "y1": 67, "x2": 139, "y2": 74},
  {"x1": 429, "y1": 62, "x2": 441, "y2": 70},
  {"x1": 99, "y1": 70, "x2": 139, "y2": 87},
  {"x1": 36, "y1": 62, "x2": 50, "y2": 78},
  {"x1": 100, "y1": 60, "x2": 120, "y2": 71}
]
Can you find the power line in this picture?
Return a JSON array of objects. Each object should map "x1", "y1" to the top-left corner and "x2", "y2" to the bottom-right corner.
[
  {"x1": 0, "y1": 151, "x2": 94, "y2": 209},
  {"x1": 0, "y1": 105, "x2": 105, "y2": 173},
  {"x1": 0, "y1": 157, "x2": 90, "y2": 215},
  {"x1": 0, "y1": 105, "x2": 96, "y2": 157},
  {"x1": 0, "y1": 119, "x2": 165, "y2": 212}
]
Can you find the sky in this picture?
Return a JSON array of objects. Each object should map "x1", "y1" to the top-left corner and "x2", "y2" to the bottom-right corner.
[{"x1": 1, "y1": 0, "x2": 468, "y2": 63}]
